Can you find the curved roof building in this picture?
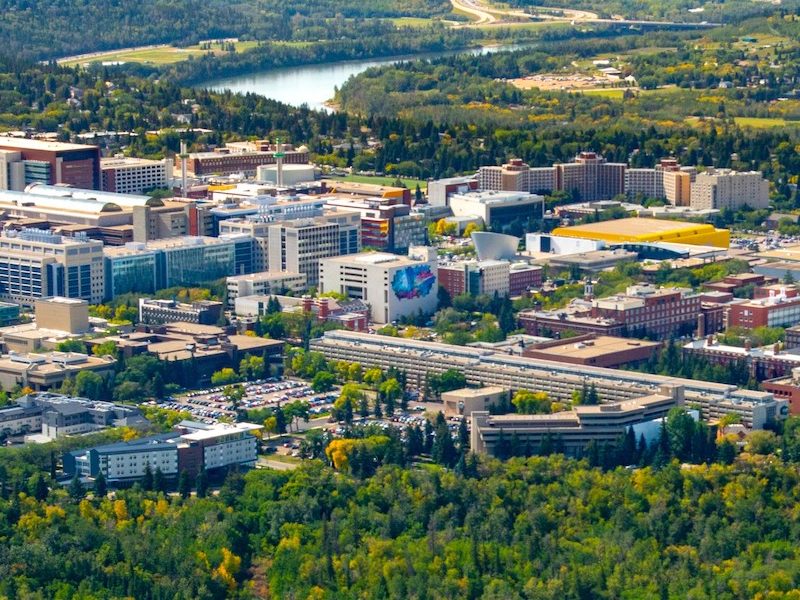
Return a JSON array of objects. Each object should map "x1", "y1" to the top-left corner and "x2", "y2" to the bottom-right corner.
[
  {"x1": 472, "y1": 231, "x2": 519, "y2": 261},
  {"x1": 24, "y1": 183, "x2": 161, "y2": 207}
]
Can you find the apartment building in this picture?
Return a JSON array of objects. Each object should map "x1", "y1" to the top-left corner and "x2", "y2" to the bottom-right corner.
[
  {"x1": 690, "y1": 169, "x2": 770, "y2": 210},
  {"x1": 624, "y1": 159, "x2": 695, "y2": 205},
  {"x1": 310, "y1": 330, "x2": 786, "y2": 429},
  {"x1": 0, "y1": 228, "x2": 104, "y2": 305},
  {"x1": 63, "y1": 421, "x2": 263, "y2": 483},
  {"x1": 471, "y1": 385, "x2": 682, "y2": 457},
  {"x1": 101, "y1": 157, "x2": 172, "y2": 194},
  {"x1": 0, "y1": 137, "x2": 101, "y2": 190},
  {"x1": 226, "y1": 271, "x2": 307, "y2": 304},
  {"x1": 319, "y1": 247, "x2": 437, "y2": 324}
]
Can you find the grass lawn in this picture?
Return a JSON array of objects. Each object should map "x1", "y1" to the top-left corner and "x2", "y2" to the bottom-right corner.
[
  {"x1": 734, "y1": 117, "x2": 800, "y2": 129},
  {"x1": 326, "y1": 173, "x2": 428, "y2": 192},
  {"x1": 580, "y1": 88, "x2": 627, "y2": 99},
  {"x1": 390, "y1": 17, "x2": 438, "y2": 28},
  {"x1": 60, "y1": 40, "x2": 260, "y2": 67}
]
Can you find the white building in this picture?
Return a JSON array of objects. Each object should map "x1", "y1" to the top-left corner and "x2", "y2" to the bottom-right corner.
[
  {"x1": 690, "y1": 169, "x2": 770, "y2": 211},
  {"x1": 319, "y1": 246, "x2": 438, "y2": 324},
  {"x1": 449, "y1": 190, "x2": 544, "y2": 232},
  {"x1": 256, "y1": 164, "x2": 317, "y2": 186},
  {"x1": 101, "y1": 157, "x2": 172, "y2": 194},
  {"x1": 226, "y1": 271, "x2": 307, "y2": 304}
]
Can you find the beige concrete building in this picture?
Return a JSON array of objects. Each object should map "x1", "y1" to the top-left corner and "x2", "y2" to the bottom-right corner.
[
  {"x1": 442, "y1": 386, "x2": 510, "y2": 418},
  {"x1": 690, "y1": 169, "x2": 769, "y2": 210},
  {"x1": 35, "y1": 297, "x2": 90, "y2": 334},
  {"x1": 0, "y1": 228, "x2": 105, "y2": 306},
  {"x1": 471, "y1": 385, "x2": 682, "y2": 456},
  {"x1": 0, "y1": 351, "x2": 116, "y2": 391},
  {"x1": 226, "y1": 271, "x2": 307, "y2": 304}
]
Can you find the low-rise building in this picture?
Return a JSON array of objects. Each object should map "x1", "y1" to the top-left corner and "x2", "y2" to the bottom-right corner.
[
  {"x1": 763, "y1": 367, "x2": 800, "y2": 415},
  {"x1": 522, "y1": 334, "x2": 659, "y2": 368},
  {"x1": 310, "y1": 330, "x2": 786, "y2": 428},
  {"x1": 438, "y1": 260, "x2": 510, "y2": 298},
  {"x1": 226, "y1": 271, "x2": 307, "y2": 304},
  {"x1": 0, "y1": 351, "x2": 116, "y2": 392},
  {"x1": 138, "y1": 298, "x2": 224, "y2": 326},
  {"x1": 0, "y1": 392, "x2": 140, "y2": 439},
  {"x1": 442, "y1": 386, "x2": 510, "y2": 418},
  {"x1": 449, "y1": 190, "x2": 544, "y2": 232},
  {"x1": 471, "y1": 385, "x2": 682, "y2": 457},
  {"x1": 63, "y1": 421, "x2": 263, "y2": 483},
  {"x1": 427, "y1": 175, "x2": 478, "y2": 207},
  {"x1": 727, "y1": 287, "x2": 800, "y2": 329}
]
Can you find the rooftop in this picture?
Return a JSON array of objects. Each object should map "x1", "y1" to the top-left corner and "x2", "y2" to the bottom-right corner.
[
  {"x1": 555, "y1": 217, "x2": 717, "y2": 237},
  {"x1": 0, "y1": 136, "x2": 97, "y2": 152},
  {"x1": 529, "y1": 336, "x2": 659, "y2": 360},
  {"x1": 442, "y1": 386, "x2": 507, "y2": 398}
]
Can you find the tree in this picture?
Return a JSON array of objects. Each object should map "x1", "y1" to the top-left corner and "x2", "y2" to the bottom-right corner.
[
  {"x1": 142, "y1": 464, "x2": 154, "y2": 491},
  {"x1": 379, "y1": 378, "x2": 402, "y2": 415},
  {"x1": 56, "y1": 339, "x2": 86, "y2": 353},
  {"x1": 178, "y1": 469, "x2": 192, "y2": 499},
  {"x1": 153, "y1": 467, "x2": 165, "y2": 493},
  {"x1": 92, "y1": 340, "x2": 119, "y2": 358},
  {"x1": 69, "y1": 472, "x2": 84, "y2": 500},
  {"x1": 196, "y1": 469, "x2": 209, "y2": 498},
  {"x1": 432, "y1": 412, "x2": 457, "y2": 468},
  {"x1": 94, "y1": 471, "x2": 107, "y2": 498},
  {"x1": 212, "y1": 368, "x2": 240, "y2": 386},
  {"x1": 312, "y1": 371, "x2": 336, "y2": 393},
  {"x1": 31, "y1": 473, "x2": 49, "y2": 501},
  {"x1": 512, "y1": 390, "x2": 550, "y2": 414}
]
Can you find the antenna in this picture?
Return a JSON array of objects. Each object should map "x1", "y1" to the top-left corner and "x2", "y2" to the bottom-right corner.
[
  {"x1": 274, "y1": 137, "x2": 285, "y2": 187},
  {"x1": 180, "y1": 140, "x2": 188, "y2": 197}
]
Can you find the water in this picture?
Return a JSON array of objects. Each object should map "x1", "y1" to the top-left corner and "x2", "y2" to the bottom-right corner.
[{"x1": 201, "y1": 44, "x2": 529, "y2": 111}]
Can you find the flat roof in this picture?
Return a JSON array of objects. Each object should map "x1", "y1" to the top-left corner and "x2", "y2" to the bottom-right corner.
[
  {"x1": 442, "y1": 386, "x2": 507, "y2": 398},
  {"x1": 0, "y1": 137, "x2": 97, "y2": 152},
  {"x1": 180, "y1": 421, "x2": 262, "y2": 441},
  {"x1": 529, "y1": 336, "x2": 659, "y2": 360},
  {"x1": 227, "y1": 271, "x2": 304, "y2": 282},
  {"x1": 556, "y1": 217, "x2": 715, "y2": 236}
]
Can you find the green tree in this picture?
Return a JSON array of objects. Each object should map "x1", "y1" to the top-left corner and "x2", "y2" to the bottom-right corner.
[
  {"x1": 178, "y1": 469, "x2": 192, "y2": 499},
  {"x1": 69, "y1": 472, "x2": 84, "y2": 500},
  {"x1": 94, "y1": 471, "x2": 107, "y2": 498},
  {"x1": 196, "y1": 469, "x2": 209, "y2": 498},
  {"x1": 211, "y1": 368, "x2": 240, "y2": 386}
]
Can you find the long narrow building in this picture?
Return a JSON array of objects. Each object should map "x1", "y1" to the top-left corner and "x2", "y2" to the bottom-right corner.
[{"x1": 310, "y1": 330, "x2": 787, "y2": 428}]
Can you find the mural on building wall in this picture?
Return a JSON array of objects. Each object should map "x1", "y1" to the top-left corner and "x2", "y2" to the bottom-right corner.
[{"x1": 392, "y1": 265, "x2": 436, "y2": 300}]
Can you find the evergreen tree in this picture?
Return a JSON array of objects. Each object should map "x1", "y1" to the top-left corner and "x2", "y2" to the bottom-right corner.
[
  {"x1": 274, "y1": 406, "x2": 288, "y2": 433},
  {"x1": 717, "y1": 438, "x2": 737, "y2": 465},
  {"x1": 142, "y1": 464, "x2": 154, "y2": 491},
  {"x1": 373, "y1": 398, "x2": 383, "y2": 419},
  {"x1": 423, "y1": 419, "x2": 434, "y2": 453},
  {"x1": 94, "y1": 471, "x2": 107, "y2": 498},
  {"x1": 153, "y1": 467, "x2": 165, "y2": 493},
  {"x1": 32, "y1": 473, "x2": 49, "y2": 501},
  {"x1": 178, "y1": 470, "x2": 192, "y2": 499},
  {"x1": 196, "y1": 469, "x2": 209, "y2": 498},
  {"x1": 585, "y1": 383, "x2": 599, "y2": 406},
  {"x1": 432, "y1": 412, "x2": 457, "y2": 467},
  {"x1": 69, "y1": 472, "x2": 84, "y2": 500},
  {"x1": 358, "y1": 395, "x2": 369, "y2": 418},
  {"x1": 620, "y1": 427, "x2": 637, "y2": 466},
  {"x1": 458, "y1": 418, "x2": 469, "y2": 451}
]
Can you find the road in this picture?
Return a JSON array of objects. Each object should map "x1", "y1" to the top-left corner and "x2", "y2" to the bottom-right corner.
[
  {"x1": 451, "y1": 0, "x2": 498, "y2": 24},
  {"x1": 451, "y1": 0, "x2": 718, "y2": 29},
  {"x1": 54, "y1": 44, "x2": 171, "y2": 65}
]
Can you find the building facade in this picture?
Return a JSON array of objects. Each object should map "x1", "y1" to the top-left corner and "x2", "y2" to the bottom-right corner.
[
  {"x1": 0, "y1": 138, "x2": 101, "y2": 190},
  {"x1": 101, "y1": 157, "x2": 172, "y2": 194},
  {"x1": 690, "y1": 169, "x2": 770, "y2": 211}
]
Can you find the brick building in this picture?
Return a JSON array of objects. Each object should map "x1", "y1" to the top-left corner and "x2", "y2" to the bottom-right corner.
[{"x1": 0, "y1": 137, "x2": 101, "y2": 190}]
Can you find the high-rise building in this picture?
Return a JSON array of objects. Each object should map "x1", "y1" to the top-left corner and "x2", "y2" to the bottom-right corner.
[
  {"x1": 0, "y1": 228, "x2": 104, "y2": 305},
  {"x1": 266, "y1": 212, "x2": 361, "y2": 287},
  {"x1": 478, "y1": 153, "x2": 626, "y2": 202},
  {"x1": 103, "y1": 235, "x2": 255, "y2": 298},
  {"x1": 690, "y1": 168, "x2": 770, "y2": 210},
  {"x1": 319, "y1": 247, "x2": 438, "y2": 324},
  {"x1": 0, "y1": 137, "x2": 101, "y2": 190}
]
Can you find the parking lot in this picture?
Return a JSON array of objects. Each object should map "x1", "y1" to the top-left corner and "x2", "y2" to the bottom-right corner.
[{"x1": 156, "y1": 378, "x2": 339, "y2": 425}]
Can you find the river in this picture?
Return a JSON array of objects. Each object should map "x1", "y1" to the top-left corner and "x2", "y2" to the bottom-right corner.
[{"x1": 201, "y1": 44, "x2": 529, "y2": 111}]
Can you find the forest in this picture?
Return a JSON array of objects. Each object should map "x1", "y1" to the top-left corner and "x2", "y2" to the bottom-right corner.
[
  {"x1": 2, "y1": 419, "x2": 800, "y2": 599},
  {"x1": 1, "y1": 0, "x2": 452, "y2": 61}
]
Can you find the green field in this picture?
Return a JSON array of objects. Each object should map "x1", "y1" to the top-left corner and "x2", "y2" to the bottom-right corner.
[
  {"x1": 580, "y1": 88, "x2": 627, "y2": 99},
  {"x1": 734, "y1": 116, "x2": 800, "y2": 129},
  {"x1": 60, "y1": 40, "x2": 259, "y2": 67},
  {"x1": 326, "y1": 173, "x2": 428, "y2": 192}
]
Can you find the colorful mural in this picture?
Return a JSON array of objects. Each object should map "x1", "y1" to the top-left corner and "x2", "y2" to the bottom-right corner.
[{"x1": 392, "y1": 265, "x2": 436, "y2": 300}]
